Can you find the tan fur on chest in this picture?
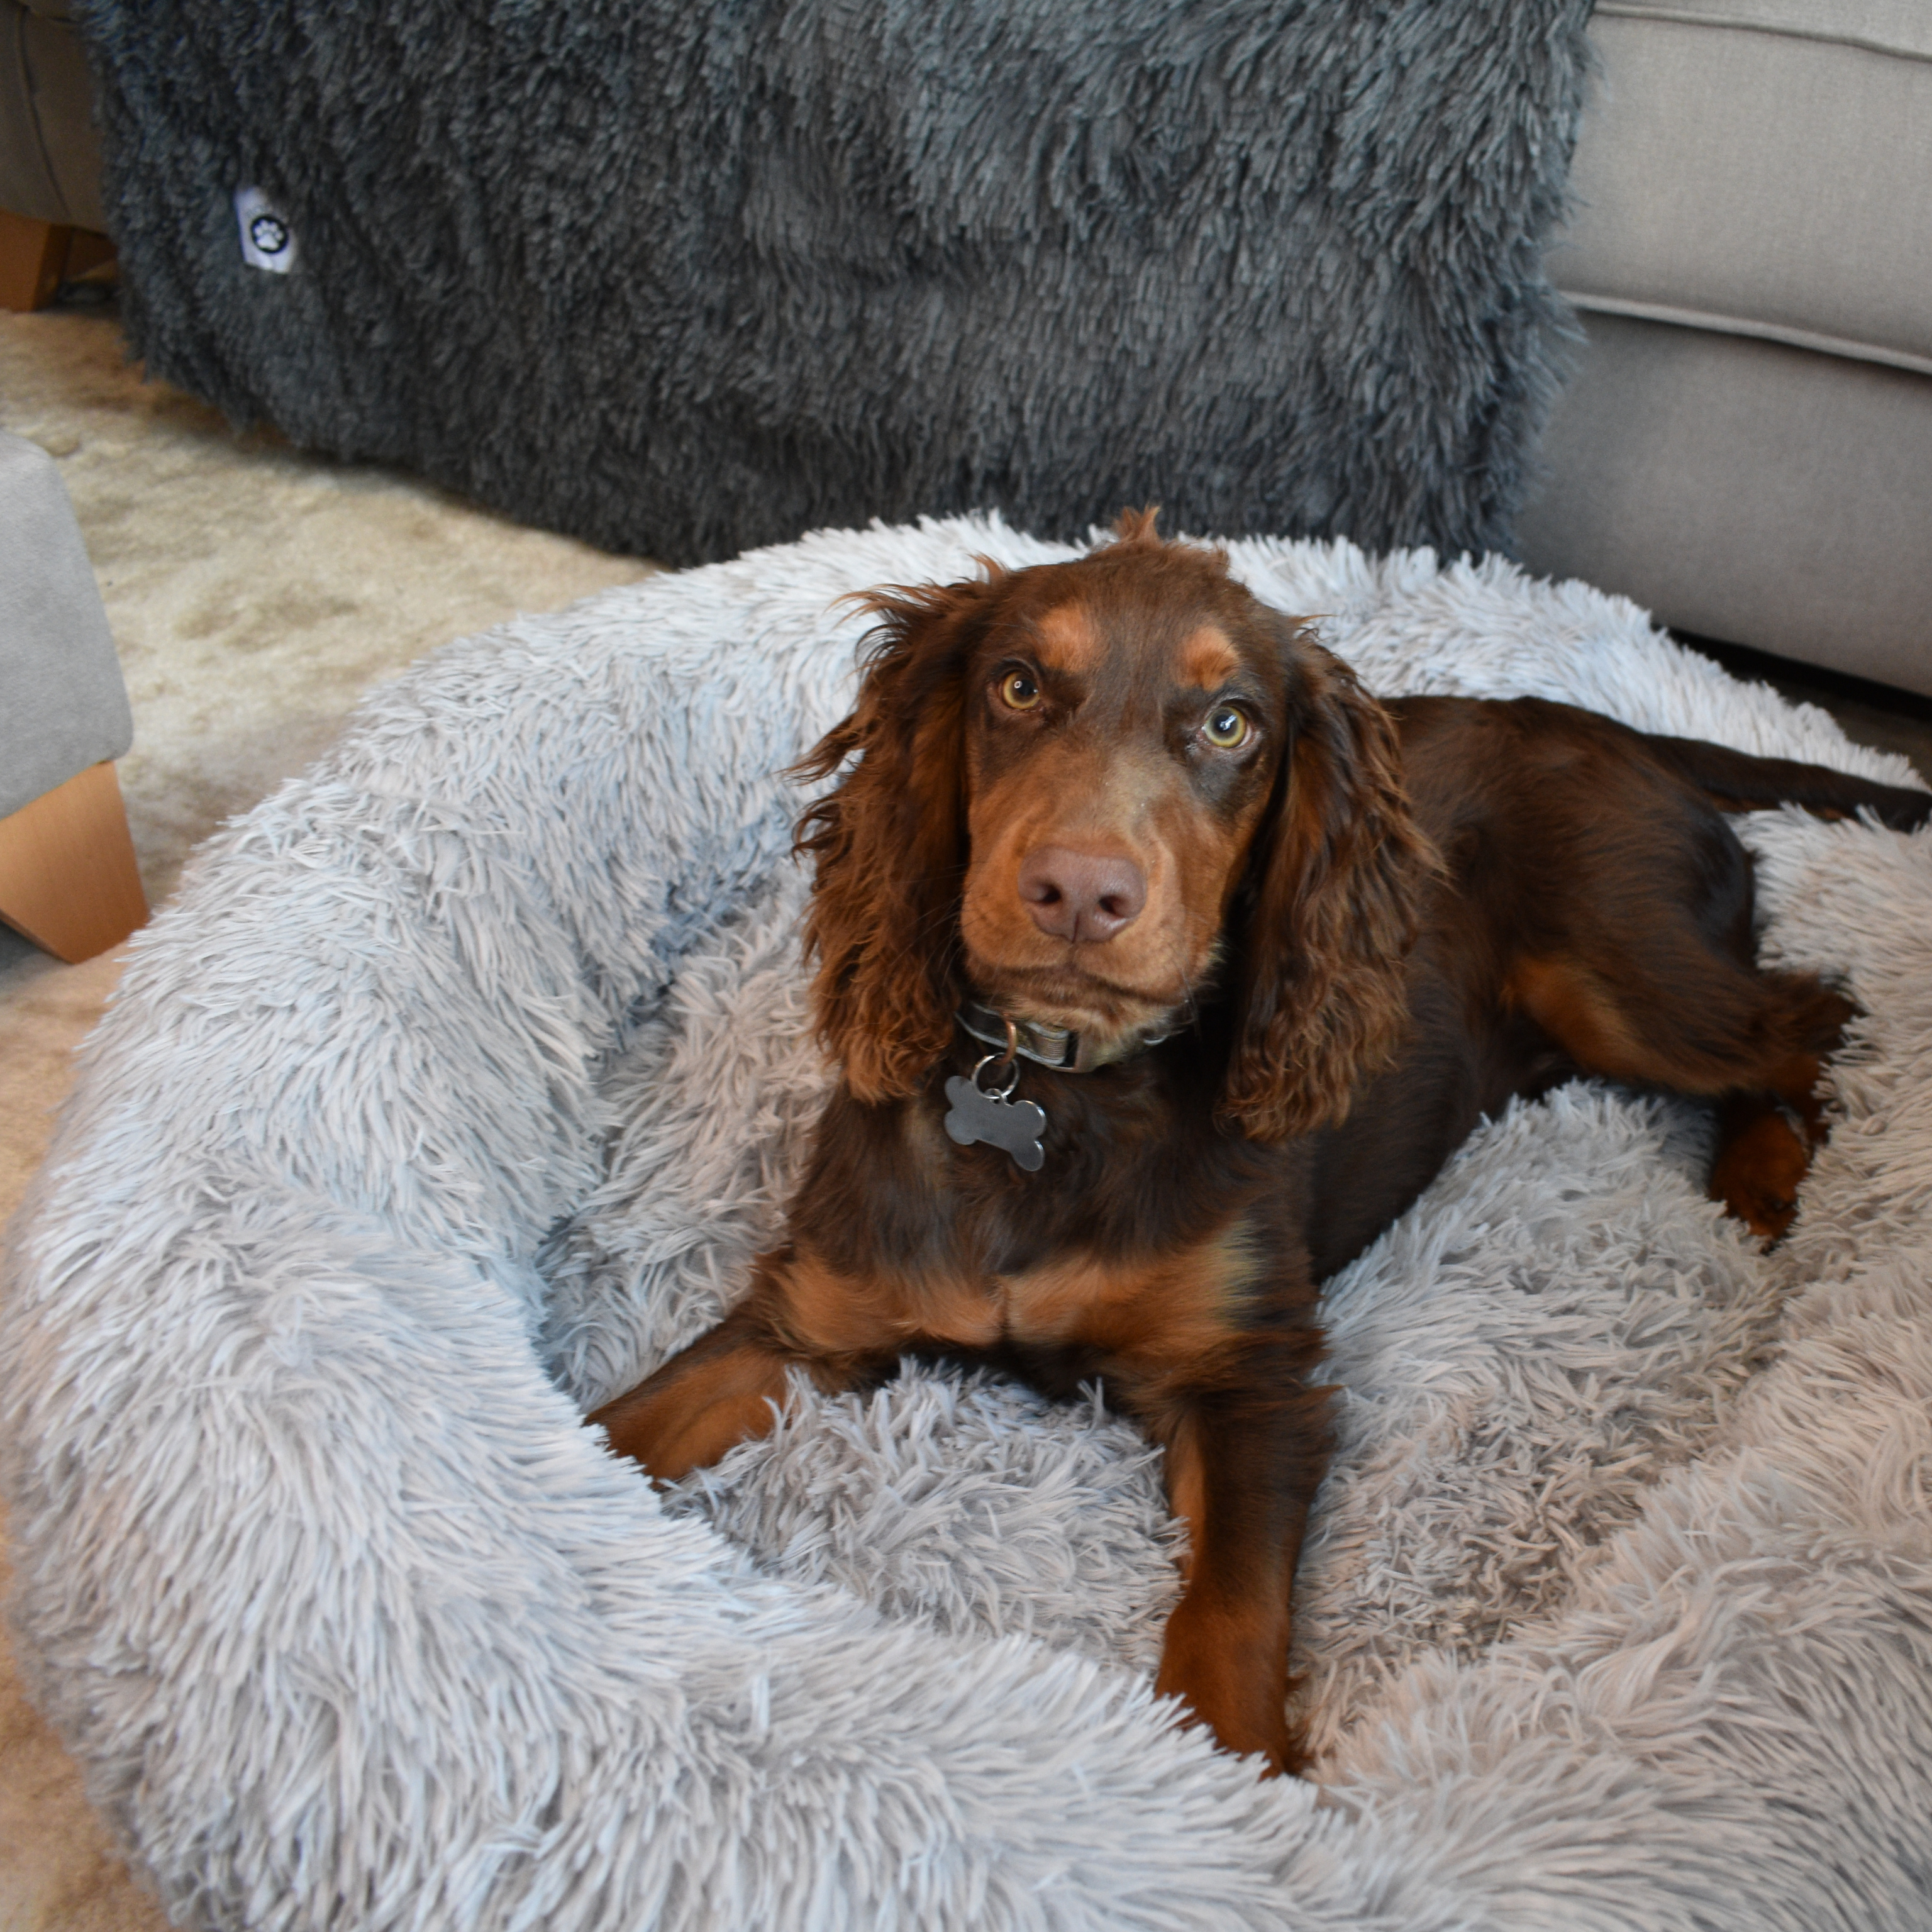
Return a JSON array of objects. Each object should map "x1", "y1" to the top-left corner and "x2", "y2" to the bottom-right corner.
[
  {"x1": 773, "y1": 1223, "x2": 1259, "y2": 1370},
  {"x1": 996, "y1": 1227, "x2": 1258, "y2": 1366}
]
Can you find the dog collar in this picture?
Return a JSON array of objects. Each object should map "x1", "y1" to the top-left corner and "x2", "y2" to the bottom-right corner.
[
  {"x1": 947, "y1": 1002, "x2": 1176, "y2": 1172},
  {"x1": 955, "y1": 999, "x2": 1169, "y2": 1074}
]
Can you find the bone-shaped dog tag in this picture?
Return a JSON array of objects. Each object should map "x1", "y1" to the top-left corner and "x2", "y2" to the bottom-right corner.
[{"x1": 944, "y1": 1067, "x2": 1047, "y2": 1172}]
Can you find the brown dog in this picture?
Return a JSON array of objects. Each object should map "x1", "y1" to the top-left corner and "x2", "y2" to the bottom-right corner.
[{"x1": 592, "y1": 515, "x2": 1930, "y2": 1775}]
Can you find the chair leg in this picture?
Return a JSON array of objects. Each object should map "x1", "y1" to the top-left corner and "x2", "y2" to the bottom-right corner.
[
  {"x1": 0, "y1": 209, "x2": 74, "y2": 311},
  {"x1": 0, "y1": 763, "x2": 148, "y2": 963}
]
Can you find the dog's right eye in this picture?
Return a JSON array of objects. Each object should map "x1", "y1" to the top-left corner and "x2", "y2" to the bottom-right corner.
[
  {"x1": 997, "y1": 669, "x2": 1043, "y2": 711},
  {"x1": 1201, "y1": 704, "x2": 1253, "y2": 750}
]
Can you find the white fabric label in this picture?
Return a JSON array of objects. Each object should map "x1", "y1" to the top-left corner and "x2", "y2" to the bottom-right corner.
[{"x1": 233, "y1": 187, "x2": 299, "y2": 274}]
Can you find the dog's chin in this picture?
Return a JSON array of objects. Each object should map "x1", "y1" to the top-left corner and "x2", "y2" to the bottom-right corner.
[{"x1": 963, "y1": 953, "x2": 1193, "y2": 1048}]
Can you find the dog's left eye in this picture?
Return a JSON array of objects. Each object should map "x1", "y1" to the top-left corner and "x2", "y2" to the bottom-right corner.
[{"x1": 1201, "y1": 704, "x2": 1252, "y2": 749}]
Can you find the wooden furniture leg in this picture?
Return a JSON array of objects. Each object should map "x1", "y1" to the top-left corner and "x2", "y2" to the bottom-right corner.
[
  {"x1": 0, "y1": 762, "x2": 148, "y2": 963},
  {"x1": 64, "y1": 230, "x2": 116, "y2": 280},
  {"x1": 0, "y1": 209, "x2": 73, "y2": 311}
]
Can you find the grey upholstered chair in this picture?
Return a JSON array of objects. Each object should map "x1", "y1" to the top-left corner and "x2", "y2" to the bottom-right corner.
[{"x1": 0, "y1": 428, "x2": 146, "y2": 962}]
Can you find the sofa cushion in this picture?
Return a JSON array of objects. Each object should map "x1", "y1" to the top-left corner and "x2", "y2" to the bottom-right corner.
[
  {"x1": 1553, "y1": 0, "x2": 1932, "y2": 375},
  {"x1": 1515, "y1": 312, "x2": 1932, "y2": 694},
  {"x1": 77, "y1": 0, "x2": 1597, "y2": 569}
]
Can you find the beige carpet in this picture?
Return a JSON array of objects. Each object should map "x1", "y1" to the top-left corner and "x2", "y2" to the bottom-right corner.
[{"x1": 0, "y1": 304, "x2": 652, "y2": 1931}]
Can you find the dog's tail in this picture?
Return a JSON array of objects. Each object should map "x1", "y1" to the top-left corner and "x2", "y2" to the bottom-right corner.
[{"x1": 1648, "y1": 733, "x2": 1932, "y2": 831}]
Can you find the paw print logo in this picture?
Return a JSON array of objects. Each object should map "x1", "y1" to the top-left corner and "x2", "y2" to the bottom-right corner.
[{"x1": 233, "y1": 186, "x2": 299, "y2": 274}]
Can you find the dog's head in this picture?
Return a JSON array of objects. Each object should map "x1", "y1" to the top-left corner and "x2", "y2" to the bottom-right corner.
[{"x1": 794, "y1": 514, "x2": 1435, "y2": 1138}]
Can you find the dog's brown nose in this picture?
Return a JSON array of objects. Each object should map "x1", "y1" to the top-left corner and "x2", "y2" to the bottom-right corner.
[{"x1": 1018, "y1": 846, "x2": 1146, "y2": 943}]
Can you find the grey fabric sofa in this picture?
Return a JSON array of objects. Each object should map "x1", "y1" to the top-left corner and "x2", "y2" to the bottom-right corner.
[{"x1": 1518, "y1": 0, "x2": 1932, "y2": 696}]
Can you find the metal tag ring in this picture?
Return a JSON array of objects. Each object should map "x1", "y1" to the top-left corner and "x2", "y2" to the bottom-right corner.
[{"x1": 970, "y1": 1052, "x2": 1021, "y2": 1101}]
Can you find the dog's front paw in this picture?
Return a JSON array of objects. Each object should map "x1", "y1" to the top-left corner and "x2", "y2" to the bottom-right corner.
[{"x1": 1155, "y1": 1592, "x2": 1303, "y2": 1778}]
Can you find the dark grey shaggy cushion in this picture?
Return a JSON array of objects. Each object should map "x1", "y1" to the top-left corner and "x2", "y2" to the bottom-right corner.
[{"x1": 79, "y1": 0, "x2": 1594, "y2": 567}]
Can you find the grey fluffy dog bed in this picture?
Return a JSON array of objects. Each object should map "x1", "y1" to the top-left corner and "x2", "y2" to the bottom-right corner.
[
  {"x1": 80, "y1": 0, "x2": 1592, "y2": 565},
  {"x1": 7, "y1": 518, "x2": 1932, "y2": 1929}
]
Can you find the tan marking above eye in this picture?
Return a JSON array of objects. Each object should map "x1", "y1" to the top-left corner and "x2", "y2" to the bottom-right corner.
[
  {"x1": 1180, "y1": 625, "x2": 1241, "y2": 691},
  {"x1": 997, "y1": 667, "x2": 1043, "y2": 711},
  {"x1": 1032, "y1": 603, "x2": 1102, "y2": 674}
]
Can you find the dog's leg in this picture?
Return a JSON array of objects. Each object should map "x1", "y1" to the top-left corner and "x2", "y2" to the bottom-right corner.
[
  {"x1": 1708, "y1": 1096, "x2": 1813, "y2": 1241},
  {"x1": 1508, "y1": 950, "x2": 1854, "y2": 1243},
  {"x1": 589, "y1": 1300, "x2": 798, "y2": 1480},
  {"x1": 1706, "y1": 1045, "x2": 1844, "y2": 1242},
  {"x1": 1144, "y1": 1375, "x2": 1333, "y2": 1777},
  {"x1": 589, "y1": 1279, "x2": 889, "y2": 1482}
]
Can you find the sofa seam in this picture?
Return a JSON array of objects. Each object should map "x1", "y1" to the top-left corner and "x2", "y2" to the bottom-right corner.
[
  {"x1": 1557, "y1": 291, "x2": 1932, "y2": 379},
  {"x1": 1594, "y1": 4, "x2": 1932, "y2": 65}
]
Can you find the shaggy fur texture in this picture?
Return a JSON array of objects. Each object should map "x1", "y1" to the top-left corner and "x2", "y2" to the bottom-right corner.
[
  {"x1": 6, "y1": 516, "x2": 1932, "y2": 1928},
  {"x1": 79, "y1": 0, "x2": 1593, "y2": 565}
]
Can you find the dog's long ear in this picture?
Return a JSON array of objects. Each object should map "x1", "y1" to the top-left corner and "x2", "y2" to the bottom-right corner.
[
  {"x1": 792, "y1": 572, "x2": 1001, "y2": 1101},
  {"x1": 1221, "y1": 628, "x2": 1437, "y2": 1141}
]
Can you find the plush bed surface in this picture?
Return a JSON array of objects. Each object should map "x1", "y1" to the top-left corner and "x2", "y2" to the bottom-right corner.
[{"x1": 5, "y1": 518, "x2": 1931, "y2": 1930}]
